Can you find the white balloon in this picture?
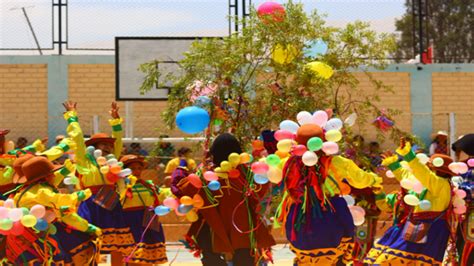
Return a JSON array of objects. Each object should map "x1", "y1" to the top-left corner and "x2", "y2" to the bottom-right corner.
[
  {"x1": 416, "y1": 153, "x2": 429, "y2": 165},
  {"x1": 386, "y1": 170, "x2": 395, "y2": 178},
  {"x1": 325, "y1": 118, "x2": 343, "y2": 131},
  {"x1": 344, "y1": 113, "x2": 357, "y2": 127},
  {"x1": 302, "y1": 151, "x2": 318, "y2": 166},
  {"x1": 312, "y1": 111, "x2": 328, "y2": 127},
  {"x1": 342, "y1": 195, "x2": 355, "y2": 206},
  {"x1": 279, "y1": 120, "x2": 300, "y2": 134},
  {"x1": 297, "y1": 111, "x2": 315, "y2": 126}
]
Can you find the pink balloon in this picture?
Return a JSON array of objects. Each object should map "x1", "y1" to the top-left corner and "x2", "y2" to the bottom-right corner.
[
  {"x1": 187, "y1": 174, "x2": 203, "y2": 189},
  {"x1": 313, "y1": 111, "x2": 328, "y2": 127},
  {"x1": 467, "y1": 159, "x2": 474, "y2": 167},
  {"x1": 251, "y1": 162, "x2": 270, "y2": 175},
  {"x1": 8, "y1": 208, "x2": 23, "y2": 222},
  {"x1": 322, "y1": 142, "x2": 339, "y2": 155},
  {"x1": 349, "y1": 205, "x2": 366, "y2": 217},
  {"x1": 457, "y1": 163, "x2": 469, "y2": 174},
  {"x1": 412, "y1": 182, "x2": 424, "y2": 193},
  {"x1": 455, "y1": 189, "x2": 467, "y2": 199},
  {"x1": 0, "y1": 207, "x2": 9, "y2": 219},
  {"x1": 203, "y1": 171, "x2": 218, "y2": 182},
  {"x1": 454, "y1": 205, "x2": 467, "y2": 214},
  {"x1": 292, "y1": 145, "x2": 307, "y2": 156},
  {"x1": 274, "y1": 130, "x2": 295, "y2": 141},
  {"x1": 163, "y1": 198, "x2": 179, "y2": 210},
  {"x1": 30, "y1": 205, "x2": 46, "y2": 219},
  {"x1": 44, "y1": 210, "x2": 57, "y2": 223}
]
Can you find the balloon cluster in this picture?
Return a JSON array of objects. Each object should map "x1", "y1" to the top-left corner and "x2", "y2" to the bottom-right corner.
[
  {"x1": 0, "y1": 200, "x2": 56, "y2": 236},
  {"x1": 343, "y1": 195, "x2": 365, "y2": 226},
  {"x1": 85, "y1": 147, "x2": 132, "y2": 183},
  {"x1": 154, "y1": 194, "x2": 204, "y2": 222}
]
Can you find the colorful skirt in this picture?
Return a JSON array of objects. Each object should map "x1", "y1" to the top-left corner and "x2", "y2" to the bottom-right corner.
[
  {"x1": 78, "y1": 196, "x2": 135, "y2": 254},
  {"x1": 53, "y1": 222, "x2": 97, "y2": 264},
  {"x1": 122, "y1": 209, "x2": 168, "y2": 264},
  {"x1": 285, "y1": 196, "x2": 355, "y2": 265},
  {"x1": 364, "y1": 217, "x2": 449, "y2": 265}
]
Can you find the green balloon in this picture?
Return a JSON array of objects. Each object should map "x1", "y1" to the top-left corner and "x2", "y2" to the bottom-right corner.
[
  {"x1": 266, "y1": 154, "x2": 281, "y2": 167},
  {"x1": 21, "y1": 207, "x2": 30, "y2": 216},
  {"x1": 307, "y1": 137, "x2": 323, "y2": 151},
  {"x1": 0, "y1": 218, "x2": 13, "y2": 230},
  {"x1": 48, "y1": 224, "x2": 57, "y2": 235}
]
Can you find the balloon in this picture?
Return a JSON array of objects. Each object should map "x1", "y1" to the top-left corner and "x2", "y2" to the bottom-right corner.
[
  {"x1": 240, "y1": 153, "x2": 251, "y2": 164},
  {"x1": 325, "y1": 130, "x2": 342, "y2": 142},
  {"x1": 304, "y1": 39, "x2": 328, "y2": 58},
  {"x1": 457, "y1": 163, "x2": 469, "y2": 174},
  {"x1": 268, "y1": 166, "x2": 283, "y2": 184},
  {"x1": 251, "y1": 162, "x2": 269, "y2": 175},
  {"x1": 106, "y1": 172, "x2": 119, "y2": 183},
  {"x1": 8, "y1": 208, "x2": 23, "y2": 222},
  {"x1": 386, "y1": 170, "x2": 395, "y2": 178},
  {"x1": 10, "y1": 221, "x2": 24, "y2": 236},
  {"x1": 48, "y1": 224, "x2": 57, "y2": 235},
  {"x1": 403, "y1": 194, "x2": 420, "y2": 206},
  {"x1": 266, "y1": 154, "x2": 281, "y2": 167},
  {"x1": 4, "y1": 199, "x2": 14, "y2": 209},
  {"x1": 257, "y1": 1, "x2": 285, "y2": 23},
  {"x1": 177, "y1": 204, "x2": 193, "y2": 214},
  {"x1": 419, "y1": 200, "x2": 431, "y2": 210},
  {"x1": 455, "y1": 189, "x2": 467, "y2": 199},
  {"x1": 228, "y1": 153, "x2": 241, "y2": 166},
  {"x1": 274, "y1": 130, "x2": 295, "y2": 141},
  {"x1": 194, "y1": 95, "x2": 211, "y2": 107},
  {"x1": 312, "y1": 111, "x2": 328, "y2": 127},
  {"x1": 176, "y1": 106, "x2": 210, "y2": 134},
  {"x1": 272, "y1": 44, "x2": 297, "y2": 64},
  {"x1": 93, "y1": 149, "x2": 102, "y2": 158},
  {"x1": 467, "y1": 159, "x2": 474, "y2": 167},
  {"x1": 432, "y1": 157, "x2": 444, "y2": 167},
  {"x1": 187, "y1": 174, "x2": 203, "y2": 189},
  {"x1": 275, "y1": 150, "x2": 289, "y2": 159},
  {"x1": 186, "y1": 210, "x2": 199, "y2": 222},
  {"x1": 154, "y1": 206, "x2": 171, "y2": 216},
  {"x1": 322, "y1": 142, "x2": 339, "y2": 155},
  {"x1": 107, "y1": 158, "x2": 118, "y2": 166},
  {"x1": 344, "y1": 113, "x2": 357, "y2": 127},
  {"x1": 400, "y1": 179, "x2": 414, "y2": 190},
  {"x1": 343, "y1": 195, "x2": 355, "y2": 206},
  {"x1": 291, "y1": 145, "x2": 307, "y2": 156},
  {"x1": 219, "y1": 161, "x2": 231, "y2": 172},
  {"x1": 64, "y1": 177, "x2": 73, "y2": 185},
  {"x1": 35, "y1": 218, "x2": 48, "y2": 231},
  {"x1": 451, "y1": 176, "x2": 463, "y2": 185},
  {"x1": 306, "y1": 61, "x2": 334, "y2": 79},
  {"x1": 119, "y1": 168, "x2": 132, "y2": 178},
  {"x1": 228, "y1": 169, "x2": 240, "y2": 178},
  {"x1": 252, "y1": 140, "x2": 265, "y2": 151},
  {"x1": 20, "y1": 207, "x2": 29, "y2": 215},
  {"x1": 277, "y1": 139, "x2": 293, "y2": 153},
  {"x1": 44, "y1": 210, "x2": 57, "y2": 223},
  {"x1": 302, "y1": 151, "x2": 318, "y2": 166},
  {"x1": 279, "y1": 120, "x2": 300, "y2": 134},
  {"x1": 0, "y1": 218, "x2": 13, "y2": 230},
  {"x1": 100, "y1": 166, "x2": 109, "y2": 174},
  {"x1": 193, "y1": 194, "x2": 204, "y2": 208},
  {"x1": 454, "y1": 205, "x2": 467, "y2": 214},
  {"x1": 349, "y1": 206, "x2": 365, "y2": 226},
  {"x1": 297, "y1": 111, "x2": 315, "y2": 126},
  {"x1": 208, "y1": 180, "x2": 221, "y2": 191},
  {"x1": 180, "y1": 196, "x2": 194, "y2": 206},
  {"x1": 105, "y1": 154, "x2": 116, "y2": 160},
  {"x1": 325, "y1": 118, "x2": 343, "y2": 131},
  {"x1": 30, "y1": 205, "x2": 46, "y2": 219},
  {"x1": 453, "y1": 197, "x2": 465, "y2": 208},
  {"x1": 4, "y1": 141, "x2": 15, "y2": 153},
  {"x1": 0, "y1": 207, "x2": 9, "y2": 219},
  {"x1": 163, "y1": 198, "x2": 179, "y2": 210},
  {"x1": 110, "y1": 165, "x2": 121, "y2": 175},
  {"x1": 307, "y1": 137, "x2": 323, "y2": 152},
  {"x1": 254, "y1": 174, "x2": 269, "y2": 185},
  {"x1": 86, "y1": 146, "x2": 95, "y2": 156},
  {"x1": 416, "y1": 153, "x2": 429, "y2": 165},
  {"x1": 412, "y1": 182, "x2": 424, "y2": 193},
  {"x1": 203, "y1": 171, "x2": 218, "y2": 182},
  {"x1": 21, "y1": 215, "x2": 37, "y2": 228}
]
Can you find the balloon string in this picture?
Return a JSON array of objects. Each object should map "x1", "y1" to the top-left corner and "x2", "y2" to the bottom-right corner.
[
  {"x1": 168, "y1": 245, "x2": 182, "y2": 266},
  {"x1": 231, "y1": 198, "x2": 263, "y2": 234},
  {"x1": 124, "y1": 211, "x2": 157, "y2": 263}
]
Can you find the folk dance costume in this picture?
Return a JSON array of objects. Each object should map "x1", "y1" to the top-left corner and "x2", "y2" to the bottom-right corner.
[
  {"x1": 7, "y1": 156, "x2": 100, "y2": 265},
  {"x1": 275, "y1": 125, "x2": 382, "y2": 266},
  {"x1": 365, "y1": 142, "x2": 452, "y2": 265},
  {"x1": 120, "y1": 155, "x2": 168, "y2": 265},
  {"x1": 64, "y1": 110, "x2": 135, "y2": 254}
]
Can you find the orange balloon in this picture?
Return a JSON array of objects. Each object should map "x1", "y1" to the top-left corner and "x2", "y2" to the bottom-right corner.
[
  {"x1": 252, "y1": 140, "x2": 264, "y2": 150},
  {"x1": 339, "y1": 183, "x2": 351, "y2": 195},
  {"x1": 110, "y1": 165, "x2": 121, "y2": 174},
  {"x1": 193, "y1": 194, "x2": 204, "y2": 208},
  {"x1": 228, "y1": 169, "x2": 240, "y2": 178},
  {"x1": 275, "y1": 150, "x2": 289, "y2": 159},
  {"x1": 240, "y1": 153, "x2": 251, "y2": 164},
  {"x1": 0, "y1": 200, "x2": 4, "y2": 207}
]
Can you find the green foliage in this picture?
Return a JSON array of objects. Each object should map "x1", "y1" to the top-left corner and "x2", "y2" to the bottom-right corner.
[{"x1": 139, "y1": 1, "x2": 404, "y2": 148}]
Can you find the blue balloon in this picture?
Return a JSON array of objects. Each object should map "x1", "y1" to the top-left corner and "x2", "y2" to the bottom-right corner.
[
  {"x1": 177, "y1": 204, "x2": 193, "y2": 214},
  {"x1": 86, "y1": 146, "x2": 95, "y2": 156},
  {"x1": 304, "y1": 39, "x2": 328, "y2": 58},
  {"x1": 35, "y1": 218, "x2": 49, "y2": 231},
  {"x1": 176, "y1": 106, "x2": 210, "y2": 134},
  {"x1": 194, "y1": 96, "x2": 211, "y2": 107},
  {"x1": 154, "y1": 205, "x2": 171, "y2": 216},
  {"x1": 254, "y1": 174, "x2": 269, "y2": 185},
  {"x1": 208, "y1": 180, "x2": 221, "y2": 191}
]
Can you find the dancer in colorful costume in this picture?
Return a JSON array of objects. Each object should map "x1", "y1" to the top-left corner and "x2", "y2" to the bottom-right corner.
[
  {"x1": 120, "y1": 154, "x2": 168, "y2": 265},
  {"x1": 173, "y1": 133, "x2": 276, "y2": 266},
  {"x1": 62, "y1": 101, "x2": 135, "y2": 264},
  {"x1": 6, "y1": 155, "x2": 100, "y2": 265},
  {"x1": 275, "y1": 124, "x2": 383, "y2": 265},
  {"x1": 365, "y1": 139, "x2": 453, "y2": 265}
]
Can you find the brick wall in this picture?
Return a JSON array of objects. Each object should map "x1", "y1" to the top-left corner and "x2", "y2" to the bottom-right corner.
[{"x1": 0, "y1": 64, "x2": 48, "y2": 144}]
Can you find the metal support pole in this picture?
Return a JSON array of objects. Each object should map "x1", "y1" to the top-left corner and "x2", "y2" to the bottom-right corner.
[
  {"x1": 449, "y1": 112, "x2": 456, "y2": 159},
  {"x1": 92, "y1": 115, "x2": 100, "y2": 135},
  {"x1": 21, "y1": 7, "x2": 43, "y2": 55},
  {"x1": 418, "y1": 0, "x2": 424, "y2": 63},
  {"x1": 58, "y1": 0, "x2": 62, "y2": 55},
  {"x1": 125, "y1": 101, "x2": 134, "y2": 139}
]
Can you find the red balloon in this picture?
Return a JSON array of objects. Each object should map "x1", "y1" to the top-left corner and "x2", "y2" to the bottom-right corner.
[
  {"x1": 187, "y1": 174, "x2": 203, "y2": 189},
  {"x1": 106, "y1": 172, "x2": 120, "y2": 183},
  {"x1": 228, "y1": 169, "x2": 240, "y2": 178},
  {"x1": 291, "y1": 145, "x2": 307, "y2": 156},
  {"x1": 257, "y1": 2, "x2": 286, "y2": 23},
  {"x1": 10, "y1": 221, "x2": 24, "y2": 236},
  {"x1": 274, "y1": 130, "x2": 295, "y2": 141}
]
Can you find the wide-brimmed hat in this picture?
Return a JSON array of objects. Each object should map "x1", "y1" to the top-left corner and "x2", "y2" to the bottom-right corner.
[
  {"x1": 85, "y1": 133, "x2": 115, "y2": 147},
  {"x1": 296, "y1": 124, "x2": 323, "y2": 146},
  {"x1": 0, "y1": 129, "x2": 10, "y2": 137},
  {"x1": 427, "y1": 153, "x2": 455, "y2": 177},
  {"x1": 431, "y1": 131, "x2": 448, "y2": 140},
  {"x1": 120, "y1": 154, "x2": 148, "y2": 168},
  {"x1": 21, "y1": 156, "x2": 62, "y2": 184},
  {"x1": 12, "y1": 154, "x2": 34, "y2": 184}
]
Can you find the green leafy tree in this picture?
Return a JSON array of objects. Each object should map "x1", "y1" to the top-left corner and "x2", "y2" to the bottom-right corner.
[
  {"x1": 395, "y1": 0, "x2": 473, "y2": 62},
  {"x1": 139, "y1": 2, "x2": 410, "y2": 158}
]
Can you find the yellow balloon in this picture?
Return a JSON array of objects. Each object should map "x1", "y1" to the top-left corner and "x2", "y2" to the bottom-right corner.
[
  {"x1": 220, "y1": 161, "x2": 232, "y2": 172},
  {"x1": 186, "y1": 210, "x2": 199, "y2": 222},
  {"x1": 272, "y1": 44, "x2": 298, "y2": 64},
  {"x1": 214, "y1": 167, "x2": 228, "y2": 179},
  {"x1": 180, "y1": 196, "x2": 194, "y2": 205},
  {"x1": 228, "y1": 153, "x2": 241, "y2": 166},
  {"x1": 325, "y1": 130, "x2": 342, "y2": 142},
  {"x1": 306, "y1": 61, "x2": 334, "y2": 79},
  {"x1": 277, "y1": 139, "x2": 293, "y2": 153},
  {"x1": 21, "y1": 214, "x2": 37, "y2": 228},
  {"x1": 268, "y1": 166, "x2": 283, "y2": 184}
]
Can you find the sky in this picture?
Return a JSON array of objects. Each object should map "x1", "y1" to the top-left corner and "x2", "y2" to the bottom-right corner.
[{"x1": 0, "y1": 0, "x2": 406, "y2": 53}]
